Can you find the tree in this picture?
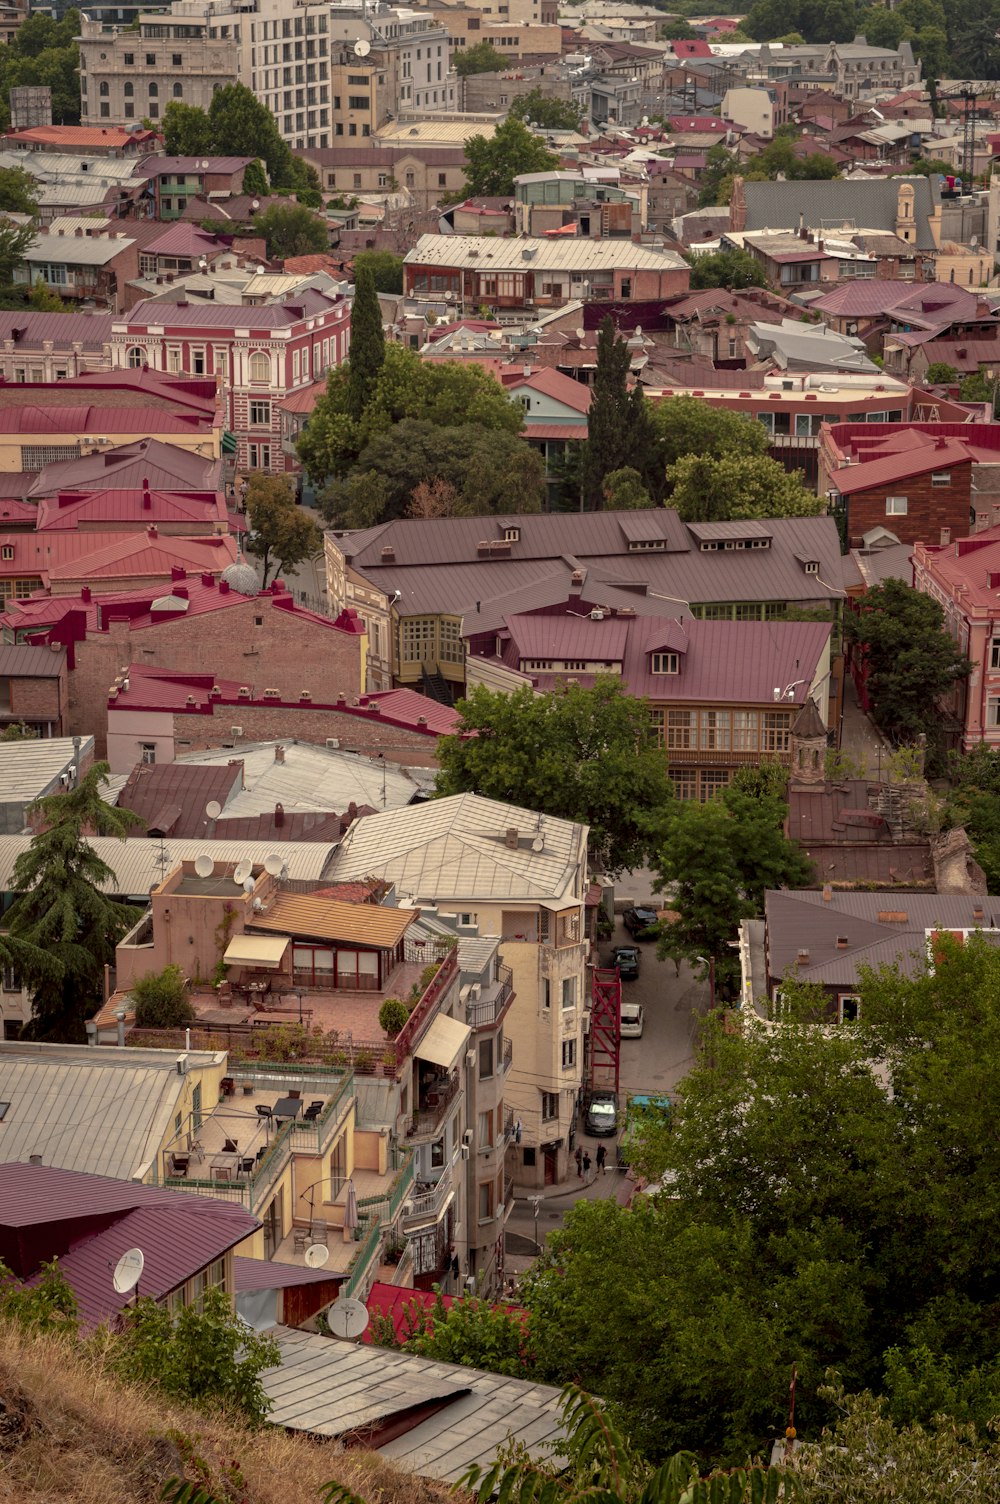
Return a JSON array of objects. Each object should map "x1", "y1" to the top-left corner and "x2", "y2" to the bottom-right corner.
[
  {"x1": 378, "y1": 996, "x2": 409, "y2": 1037},
  {"x1": 130, "y1": 964, "x2": 195, "y2": 1029},
  {"x1": 688, "y1": 248, "x2": 767, "y2": 290},
  {"x1": 161, "y1": 100, "x2": 214, "y2": 157},
  {"x1": 647, "y1": 784, "x2": 813, "y2": 993},
  {"x1": 0, "y1": 217, "x2": 38, "y2": 295},
  {"x1": 8, "y1": 764, "x2": 143, "y2": 1042},
  {"x1": 509, "y1": 88, "x2": 583, "y2": 130},
  {"x1": 900, "y1": 157, "x2": 954, "y2": 179},
  {"x1": 352, "y1": 249, "x2": 404, "y2": 294},
  {"x1": 404, "y1": 1290, "x2": 533, "y2": 1376},
  {"x1": 27, "y1": 276, "x2": 66, "y2": 310},
  {"x1": 243, "y1": 474, "x2": 321, "y2": 587},
  {"x1": 924, "y1": 360, "x2": 959, "y2": 383},
  {"x1": 650, "y1": 396, "x2": 769, "y2": 495},
  {"x1": 0, "y1": 167, "x2": 38, "y2": 216},
  {"x1": 250, "y1": 201, "x2": 327, "y2": 259},
  {"x1": 347, "y1": 258, "x2": 385, "y2": 423},
  {"x1": 844, "y1": 578, "x2": 971, "y2": 745},
  {"x1": 0, "y1": 721, "x2": 37, "y2": 741},
  {"x1": 698, "y1": 143, "x2": 738, "y2": 207},
  {"x1": 111, "y1": 1286, "x2": 279, "y2": 1427},
  {"x1": 242, "y1": 158, "x2": 269, "y2": 197},
  {"x1": 162, "y1": 85, "x2": 300, "y2": 189},
  {"x1": 942, "y1": 745, "x2": 1000, "y2": 890},
  {"x1": 453, "y1": 40, "x2": 505, "y2": 76},
  {"x1": 462, "y1": 117, "x2": 558, "y2": 197},
  {"x1": 603, "y1": 466, "x2": 652, "y2": 509},
  {"x1": 667, "y1": 453, "x2": 823, "y2": 522},
  {"x1": 583, "y1": 317, "x2": 655, "y2": 509},
  {"x1": 435, "y1": 678, "x2": 675, "y2": 875}
]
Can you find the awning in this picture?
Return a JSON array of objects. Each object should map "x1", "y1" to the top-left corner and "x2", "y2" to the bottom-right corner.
[
  {"x1": 222, "y1": 430, "x2": 238, "y2": 455},
  {"x1": 415, "y1": 1013, "x2": 471, "y2": 1072},
  {"x1": 224, "y1": 934, "x2": 290, "y2": 969}
]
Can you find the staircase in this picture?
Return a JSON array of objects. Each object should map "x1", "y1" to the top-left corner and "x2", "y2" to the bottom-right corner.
[{"x1": 420, "y1": 664, "x2": 453, "y2": 706}]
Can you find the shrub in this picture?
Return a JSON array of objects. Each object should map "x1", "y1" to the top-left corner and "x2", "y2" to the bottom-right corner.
[
  {"x1": 131, "y1": 965, "x2": 195, "y2": 1029},
  {"x1": 378, "y1": 996, "x2": 410, "y2": 1037}
]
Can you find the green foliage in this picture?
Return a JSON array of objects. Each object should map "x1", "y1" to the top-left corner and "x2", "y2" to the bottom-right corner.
[
  {"x1": 131, "y1": 964, "x2": 195, "y2": 1030},
  {"x1": 651, "y1": 397, "x2": 768, "y2": 498},
  {"x1": 584, "y1": 317, "x2": 656, "y2": 509},
  {"x1": 244, "y1": 473, "x2": 320, "y2": 587},
  {"x1": 0, "y1": 8, "x2": 82, "y2": 127},
  {"x1": 0, "y1": 166, "x2": 39, "y2": 216},
  {"x1": 924, "y1": 360, "x2": 959, "y2": 384},
  {"x1": 462, "y1": 117, "x2": 559, "y2": 197},
  {"x1": 0, "y1": 720, "x2": 37, "y2": 741},
  {"x1": 603, "y1": 466, "x2": 652, "y2": 509},
  {"x1": 508, "y1": 88, "x2": 584, "y2": 130},
  {"x1": 404, "y1": 1289, "x2": 532, "y2": 1376},
  {"x1": 904, "y1": 157, "x2": 955, "y2": 178},
  {"x1": 943, "y1": 745, "x2": 1000, "y2": 888},
  {"x1": 698, "y1": 143, "x2": 738, "y2": 207},
  {"x1": 347, "y1": 258, "x2": 385, "y2": 423},
  {"x1": 647, "y1": 782, "x2": 813, "y2": 992},
  {"x1": 9, "y1": 763, "x2": 143, "y2": 1042},
  {"x1": 0, "y1": 217, "x2": 39, "y2": 298},
  {"x1": 0, "y1": 1256, "x2": 78, "y2": 1334},
  {"x1": 242, "y1": 158, "x2": 269, "y2": 197},
  {"x1": 688, "y1": 248, "x2": 767, "y2": 290},
  {"x1": 28, "y1": 276, "x2": 67, "y2": 311},
  {"x1": 162, "y1": 84, "x2": 299, "y2": 188},
  {"x1": 250, "y1": 201, "x2": 328, "y2": 259},
  {"x1": 352, "y1": 249, "x2": 404, "y2": 294},
  {"x1": 454, "y1": 40, "x2": 505, "y2": 75},
  {"x1": 845, "y1": 578, "x2": 971, "y2": 745},
  {"x1": 436, "y1": 678, "x2": 675, "y2": 876},
  {"x1": 378, "y1": 996, "x2": 410, "y2": 1037},
  {"x1": 112, "y1": 1286, "x2": 279, "y2": 1427},
  {"x1": 727, "y1": 761, "x2": 789, "y2": 801},
  {"x1": 667, "y1": 453, "x2": 823, "y2": 521}
]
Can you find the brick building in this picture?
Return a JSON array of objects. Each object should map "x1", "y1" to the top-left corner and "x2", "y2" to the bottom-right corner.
[
  {"x1": 108, "y1": 290, "x2": 351, "y2": 476},
  {"x1": 913, "y1": 527, "x2": 1000, "y2": 752},
  {"x1": 105, "y1": 666, "x2": 460, "y2": 770},
  {"x1": 820, "y1": 430, "x2": 975, "y2": 548},
  {"x1": 0, "y1": 642, "x2": 69, "y2": 736},
  {"x1": 3, "y1": 569, "x2": 368, "y2": 754}
]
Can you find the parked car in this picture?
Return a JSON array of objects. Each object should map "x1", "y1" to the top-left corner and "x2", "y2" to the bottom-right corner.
[
  {"x1": 620, "y1": 1000, "x2": 644, "y2": 1038},
  {"x1": 618, "y1": 1092, "x2": 671, "y2": 1166},
  {"x1": 610, "y1": 943, "x2": 640, "y2": 980},
  {"x1": 585, "y1": 1090, "x2": 618, "y2": 1136},
  {"x1": 622, "y1": 906, "x2": 659, "y2": 940}
]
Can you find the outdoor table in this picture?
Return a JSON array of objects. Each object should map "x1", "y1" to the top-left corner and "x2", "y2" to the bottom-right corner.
[{"x1": 274, "y1": 1097, "x2": 302, "y2": 1122}]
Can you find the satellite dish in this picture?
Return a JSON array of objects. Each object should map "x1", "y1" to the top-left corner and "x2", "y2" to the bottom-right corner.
[
  {"x1": 242, "y1": 877, "x2": 255, "y2": 893},
  {"x1": 263, "y1": 853, "x2": 284, "y2": 876},
  {"x1": 256, "y1": 264, "x2": 265, "y2": 275},
  {"x1": 233, "y1": 859, "x2": 253, "y2": 885},
  {"x1": 575, "y1": 328, "x2": 585, "y2": 340},
  {"x1": 205, "y1": 800, "x2": 222, "y2": 820},
  {"x1": 304, "y1": 1243, "x2": 330, "y2": 1269},
  {"x1": 328, "y1": 1295, "x2": 369, "y2": 1338},
  {"x1": 194, "y1": 853, "x2": 214, "y2": 878},
  {"x1": 354, "y1": 38, "x2": 371, "y2": 56},
  {"x1": 531, "y1": 836, "x2": 544, "y2": 852},
  {"x1": 112, "y1": 1247, "x2": 144, "y2": 1295}
]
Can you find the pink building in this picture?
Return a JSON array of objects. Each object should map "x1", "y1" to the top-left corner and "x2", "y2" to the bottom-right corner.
[
  {"x1": 109, "y1": 288, "x2": 350, "y2": 476},
  {"x1": 913, "y1": 526, "x2": 1000, "y2": 750}
]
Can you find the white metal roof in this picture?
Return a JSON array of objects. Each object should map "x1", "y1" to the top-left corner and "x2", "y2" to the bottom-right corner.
[
  {"x1": 329, "y1": 793, "x2": 588, "y2": 904},
  {"x1": 404, "y1": 233, "x2": 687, "y2": 273},
  {"x1": 23, "y1": 234, "x2": 136, "y2": 266},
  {"x1": 175, "y1": 741, "x2": 421, "y2": 815},
  {"x1": 0, "y1": 1040, "x2": 223, "y2": 1180},
  {"x1": 0, "y1": 736, "x2": 94, "y2": 803},
  {"x1": 0, "y1": 835, "x2": 335, "y2": 897}
]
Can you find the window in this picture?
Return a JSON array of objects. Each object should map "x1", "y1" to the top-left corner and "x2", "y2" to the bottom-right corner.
[
  {"x1": 478, "y1": 1181, "x2": 494, "y2": 1221},
  {"x1": 439, "y1": 617, "x2": 463, "y2": 663},
  {"x1": 166, "y1": 347, "x2": 182, "y2": 373},
  {"x1": 140, "y1": 743, "x2": 156, "y2": 765},
  {"x1": 540, "y1": 1091, "x2": 558, "y2": 1121},
  {"x1": 248, "y1": 350, "x2": 270, "y2": 382},
  {"x1": 248, "y1": 443, "x2": 271, "y2": 470},
  {"x1": 990, "y1": 640, "x2": 1000, "y2": 671},
  {"x1": 0, "y1": 547, "x2": 12, "y2": 562},
  {"x1": 838, "y1": 994, "x2": 861, "y2": 1024},
  {"x1": 931, "y1": 472, "x2": 951, "y2": 486},
  {"x1": 148, "y1": 82, "x2": 158, "y2": 96},
  {"x1": 124, "y1": 81, "x2": 133, "y2": 96},
  {"x1": 886, "y1": 495, "x2": 908, "y2": 515},
  {"x1": 648, "y1": 707, "x2": 665, "y2": 747},
  {"x1": 987, "y1": 696, "x2": 1000, "y2": 728},
  {"x1": 430, "y1": 1137, "x2": 445, "y2": 1168},
  {"x1": 561, "y1": 976, "x2": 575, "y2": 1010},
  {"x1": 700, "y1": 710, "x2": 730, "y2": 752},
  {"x1": 124, "y1": 51, "x2": 134, "y2": 64},
  {"x1": 541, "y1": 977, "x2": 551, "y2": 1010},
  {"x1": 762, "y1": 711, "x2": 790, "y2": 753},
  {"x1": 172, "y1": 52, "x2": 182, "y2": 65},
  {"x1": 479, "y1": 1036, "x2": 494, "y2": 1079},
  {"x1": 99, "y1": 81, "x2": 109, "y2": 96},
  {"x1": 0, "y1": 1101, "x2": 9, "y2": 1119},
  {"x1": 666, "y1": 709, "x2": 693, "y2": 750},
  {"x1": 146, "y1": 52, "x2": 156, "y2": 64},
  {"x1": 249, "y1": 399, "x2": 270, "y2": 426},
  {"x1": 100, "y1": 103, "x2": 110, "y2": 117},
  {"x1": 561, "y1": 1037, "x2": 577, "y2": 1069},
  {"x1": 651, "y1": 651, "x2": 678, "y2": 674},
  {"x1": 478, "y1": 1109, "x2": 494, "y2": 1147},
  {"x1": 400, "y1": 616, "x2": 435, "y2": 663},
  {"x1": 803, "y1": 561, "x2": 819, "y2": 574},
  {"x1": 173, "y1": 82, "x2": 183, "y2": 97},
  {"x1": 348, "y1": 95, "x2": 368, "y2": 109}
]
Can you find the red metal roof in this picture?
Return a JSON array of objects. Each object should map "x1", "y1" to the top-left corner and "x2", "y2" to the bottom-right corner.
[
  {"x1": 234, "y1": 1255, "x2": 336, "y2": 1290},
  {"x1": 830, "y1": 438, "x2": 972, "y2": 495},
  {"x1": 35, "y1": 487, "x2": 232, "y2": 531},
  {"x1": 4, "y1": 125, "x2": 158, "y2": 149},
  {"x1": 0, "y1": 405, "x2": 216, "y2": 436},
  {"x1": 500, "y1": 366, "x2": 592, "y2": 414},
  {"x1": 27, "y1": 438, "x2": 221, "y2": 498},
  {"x1": 358, "y1": 687, "x2": 461, "y2": 736},
  {"x1": 45, "y1": 531, "x2": 237, "y2": 583},
  {"x1": 124, "y1": 288, "x2": 344, "y2": 331}
]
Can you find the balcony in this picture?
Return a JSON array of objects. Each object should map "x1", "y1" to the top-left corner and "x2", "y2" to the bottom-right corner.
[
  {"x1": 406, "y1": 1068, "x2": 461, "y2": 1142},
  {"x1": 501, "y1": 1036, "x2": 513, "y2": 1075},
  {"x1": 465, "y1": 965, "x2": 513, "y2": 1029},
  {"x1": 401, "y1": 1169, "x2": 455, "y2": 1231}
]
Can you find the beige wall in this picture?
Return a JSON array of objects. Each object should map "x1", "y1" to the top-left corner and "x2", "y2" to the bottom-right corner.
[{"x1": 79, "y1": 18, "x2": 238, "y2": 127}]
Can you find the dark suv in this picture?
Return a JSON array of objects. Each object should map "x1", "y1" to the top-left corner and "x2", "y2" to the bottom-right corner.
[{"x1": 623, "y1": 906, "x2": 659, "y2": 940}]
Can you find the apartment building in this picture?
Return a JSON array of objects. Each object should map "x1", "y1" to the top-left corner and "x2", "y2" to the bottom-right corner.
[
  {"x1": 912, "y1": 527, "x2": 1000, "y2": 753},
  {"x1": 79, "y1": 12, "x2": 239, "y2": 127},
  {"x1": 327, "y1": 793, "x2": 591, "y2": 1190},
  {"x1": 295, "y1": 146, "x2": 468, "y2": 213}
]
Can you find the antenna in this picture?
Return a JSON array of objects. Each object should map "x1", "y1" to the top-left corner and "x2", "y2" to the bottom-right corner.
[
  {"x1": 328, "y1": 1295, "x2": 369, "y2": 1339},
  {"x1": 205, "y1": 800, "x2": 222, "y2": 820},
  {"x1": 194, "y1": 853, "x2": 214, "y2": 878},
  {"x1": 112, "y1": 1247, "x2": 144, "y2": 1296},
  {"x1": 263, "y1": 853, "x2": 284, "y2": 876},
  {"x1": 354, "y1": 38, "x2": 371, "y2": 56},
  {"x1": 233, "y1": 859, "x2": 253, "y2": 886},
  {"x1": 304, "y1": 1243, "x2": 330, "y2": 1269},
  {"x1": 242, "y1": 876, "x2": 255, "y2": 894}
]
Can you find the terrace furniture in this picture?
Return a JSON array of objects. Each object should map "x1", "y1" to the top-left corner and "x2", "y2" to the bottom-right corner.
[
  {"x1": 303, "y1": 1101, "x2": 323, "y2": 1122},
  {"x1": 293, "y1": 1228, "x2": 310, "y2": 1253},
  {"x1": 287, "y1": 1089, "x2": 301, "y2": 1100},
  {"x1": 255, "y1": 1104, "x2": 273, "y2": 1126},
  {"x1": 274, "y1": 1096, "x2": 301, "y2": 1122},
  {"x1": 310, "y1": 1219, "x2": 329, "y2": 1247},
  {"x1": 239, "y1": 1157, "x2": 255, "y2": 1175},
  {"x1": 220, "y1": 1077, "x2": 235, "y2": 1097},
  {"x1": 168, "y1": 1153, "x2": 190, "y2": 1177}
]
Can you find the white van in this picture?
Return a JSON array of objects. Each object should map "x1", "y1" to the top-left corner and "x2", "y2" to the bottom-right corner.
[{"x1": 620, "y1": 1001, "x2": 644, "y2": 1038}]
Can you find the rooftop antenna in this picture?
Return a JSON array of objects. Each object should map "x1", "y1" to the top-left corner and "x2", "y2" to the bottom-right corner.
[
  {"x1": 194, "y1": 853, "x2": 215, "y2": 878},
  {"x1": 328, "y1": 1295, "x2": 369, "y2": 1340},
  {"x1": 233, "y1": 858, "x2": 253, "y2": 886},
  {"x1": 153, "y1": 835, "x2": 171, "y2": 882},
  {"x1": 205, "y1": 799, "x2": 222, "y2": 821},
  {"x1": 112, "y1": 1247, "x2": 144, "y2": 1302}
]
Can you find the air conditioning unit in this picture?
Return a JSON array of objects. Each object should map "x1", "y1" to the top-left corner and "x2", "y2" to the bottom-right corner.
[
  {"x1": 461, "y1": 1142, "x2": 470, "y2": 1160},
  {"x1": 466, "y1": 1049, "x2": 476, "y2": 1067},
  {"x1": 175, "y1": 1056, "x2": 188, "y2": 1075},
  {"x1": 463, "y1": 1127, "x2": 474, "y2": 1145},
  {"x1": 231, "y1": 725, "x2": 243, "y2": 738},
  {"x1": 582, "y1": 1010, "x2": 592, "y2": 1035},
  {"x1": 326, "y1": 738, "x2": 340, "y2": 749}
]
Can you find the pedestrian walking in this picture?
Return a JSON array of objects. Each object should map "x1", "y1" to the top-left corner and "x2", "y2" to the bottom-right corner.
[
  {"x1": 596, "y1": 1144, "x2": 607, "y2": 1176},
  {"x1": 574, "y1": 1146, "x2": 583, "y2": 1179},
  {"x1": 582, "y1": 1150, "x2": 592, "y2": 1180}
]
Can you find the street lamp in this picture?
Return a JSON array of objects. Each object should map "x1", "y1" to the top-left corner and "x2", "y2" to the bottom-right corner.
[
  {"x1": 695, "y1": 954, "x2": 716, "y2": 1008},
  {"x1": 529, "y1": 1194, "x2": 542, "y2": 1254}
]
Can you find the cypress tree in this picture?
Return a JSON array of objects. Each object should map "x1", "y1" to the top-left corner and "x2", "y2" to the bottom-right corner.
[
  {"x1": 582, "y1": 317, "x2": 654, "y2": 510},
  {"x1": 347, "y1": 260, "x2": 386, "y2": 422}
]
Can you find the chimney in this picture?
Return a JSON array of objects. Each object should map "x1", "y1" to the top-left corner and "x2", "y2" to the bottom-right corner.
[
  {"x1": 219, "y1": 579, "x2": 230, "y2": 594},
  {"x1": 274, "y1": 801, "x2": 285, "y2": 827},
  {"x1": 81, "y1": 585, "x2": 91, "y2": 603},
  {"x1": 796, "y1": 947, "x2": 809, "y2": 963},
  {"x1": 201, "y1": 571, "x2": 214, "y2": 586},
  {"x1": 973, "y1": 904, "x2": 985, "y2": 921},
  {"x1": 822, "y1": 883, "x2": 833, "y2": 902},
  {"x1": 142, "y1": 484, "x2": 151, "y2": 509},
  {"x1": 170, "y1": 564, "x2": 185, "y2": 581},
  {"x1": 940, "y1": 527, "x2": 951, "y2": 547},
  {"x1": 936, "y1": 435, "x2": 948, "y2": 449},
  {"x1": 274, "y1": 744, "x2": 285, "y2": 764},
  {"x1": 836, "y1": 935, "x2": 849, "y2": 949},
  {"x1": 504, "y1": 827, "x2": 519, "y2": 849},
  {"x1": 147, "y1": 524, "x2": 158, "y2": 540},
  {"x1": 347, "y1": 800, "x2": 358, "y2": 818}
]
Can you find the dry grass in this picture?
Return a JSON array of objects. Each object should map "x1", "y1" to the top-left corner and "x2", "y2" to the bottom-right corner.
[{"x1": 0, "y1": 1321, "x2": 458, "y2": 1504}]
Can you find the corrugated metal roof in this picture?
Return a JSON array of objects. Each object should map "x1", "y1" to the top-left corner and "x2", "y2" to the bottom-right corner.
[
  {"x1": 404, "y1": 233, "x2": 687, "y2": 273},
  {"x1": 116, "y1": 762, "x2": 242, "y2": 836},
  {"x1": 23, "y1": 236, "x2": 136, "y2": 266},
  {"x1": 742, "y1": 177, "x2": 938, "y2": 250},
  {"x1": 0, "y1": 834, "x2": 335, "y2": 895},
  {"x1": 234, "y1": 1255, "x2": 335, "y2": 1290},
  {"x1": 176, "y1": 741, "x2": 421, "y2": 816},
  {"x1": 832, "y1": 438, "x2": 972, "y2": 495},
  {"x1": 0, "y1": 734, "x2": 91, "y2": 800},
  {"x1": 27, "y1": 439, "x2": 221, "y2": 498},
  {"x1": 0, "y1": 310, "x2": 112, "y2": 349},
  {"x1": 124, "y1": 288, "x2": 342, "y2": 330},
  {"x1": 250, "y1": 892, "x2": 416, "y2": 947},
  {"x1": 263, "y1": 1325, "x2": 567, "y2": 1481},
  {"x1": 0, "y1": 642, "x2": 66, "y2": 681},
  {"x1": 0, "y1": 1042, "x2": 223, "y2": 1179}
]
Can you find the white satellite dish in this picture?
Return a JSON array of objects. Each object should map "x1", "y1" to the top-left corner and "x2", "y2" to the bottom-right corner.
[
  {"x1": 233, "y1": 859, "x2": 253, "y2": 886},
  {"x1": 112, "y1": 1247, "x2": 144, "y2": 1295},
  {"x1": 194, "y1": 853, "x2": 214, "y2": 878},
  {"x1": 264, "y1": 854, "x2": 284, "y2": 876},
  {"x1": 304, "y1": 1243, "x2": 330, "y2": 1269},
  {"x1": 205, "y1": 799, "x2": 222, "y2": 820},
  {"x1": 242, "y1": 877, "x2": 255, "y2": 893},
  {"x1": 328, "y1": 1295, "x2": 369, "y2": 1338},
  {"x1": 354, "y1": 38, "x2": 371, "y2": 56},
  {"x1": 256, "y1": 264, "x2": 265, "y2": 275},
  {"x1": 531, "y1": 836, "x2": 544, "y2": 852}
]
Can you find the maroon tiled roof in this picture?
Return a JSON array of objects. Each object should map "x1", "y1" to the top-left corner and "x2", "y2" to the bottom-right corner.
[
  {"x1": 813, "y1": 281, "x2": 983, "y2": 319},
  {"x1": 124, "y1": 288, "x2": 343, "y2": 330},
  {"x1": 143, "y1": 223, "x2": 226, "y2": 259},
  {"x1": 0, "y1": 310, "x2": 113, "y2": 350},
  {"x1": 830, "y1": 438, "x2": 972, "y2": 495},
  {"x1": 234, "y1": 1255, "x2": 336, "y2": 1290},
  {"x1": 34, "y1": 487, "x2": 232, "y2": 531},
  {"x1": 213, "y1": 811, "x2": 346, "y2": 843}
]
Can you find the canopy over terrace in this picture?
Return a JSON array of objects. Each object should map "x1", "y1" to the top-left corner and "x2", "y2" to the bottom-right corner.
[
  {"x1": 223, "y1": 935, "x2": 289, "y2": 970},
  {"x1": 248, "y1": 892, "x2": 418, "y2": 991}
]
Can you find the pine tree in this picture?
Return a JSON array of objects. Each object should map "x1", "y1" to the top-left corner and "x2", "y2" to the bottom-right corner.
[
  {"x1": 347, "y1": 259, "x2": 385, "y2": 422},
  {"x1": 582, "y1": 317, "x2": 654, "y2": 510}
]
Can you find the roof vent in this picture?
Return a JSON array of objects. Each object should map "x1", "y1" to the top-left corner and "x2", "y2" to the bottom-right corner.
[
  {"x1": 796, "y1": 947, "x2": 809, "y2": 963},
  {"x1": 504, "y1": 827, "x2": 519, "y2": 849},
  {"x1": 877, "y1": 910, "x2": 909, "y2": 923}
]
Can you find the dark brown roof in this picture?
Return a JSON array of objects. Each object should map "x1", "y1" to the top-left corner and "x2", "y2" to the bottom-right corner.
[
  {"x1": 116, "y1": 760, "x2": 242, "y2": 836},
  {"x1": 0, "y1": 642, "x2": 66, "y2": 679},
  {"x1": 214, "y1": 811, "x2": 346, "y2": 843},
  {"x1": 791, "y1": 698, "x2": 827, "y2": 741}
]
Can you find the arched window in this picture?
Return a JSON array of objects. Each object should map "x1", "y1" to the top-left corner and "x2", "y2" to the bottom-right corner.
[
  {"x1": 173, "y1": 82, "x2": 182, "y2": 97},
  {"x1": 99, "y1": 81, "x2": 109, "y2": 96},
  {"x1": 248, "y1": 351, "x2": 270, "y2": 383},
  {"x1": 124, "y1": 81, "x2": 133, "y2": 97},
  {"x1": 148, "y1": 82, "x2": 158, "y2": 97},
  {"x1": 127, "y1": 347, "x2": 145, "y2": 369}
]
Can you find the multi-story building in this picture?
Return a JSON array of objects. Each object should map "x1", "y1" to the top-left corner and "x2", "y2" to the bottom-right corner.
[
  {"x1": 912, "y1": 526, "x2": 1000, "y2": 752},
  {"x1": 327, "y1": 794, "x2": 591, "y2": 1189},
  {"x1": 819, "y1": 422, "x2": 979, "y2": 548},
  {"x1": 0, "y1": 309, "x2": 113, "y2": 383},
  {"x1": 295, "y1": 145, "x2": 468, "y2": 213},
  {"x1": 109, "y1": 287, "x2": 350, "y2": 475},
  {"x1": 329, "y1": 6, "x2": 454, "y2": 120},
  {"x1": 79, "y1": 12, "x2": 239, "y2": 127},
  {"x1": 513, "y1": 172, "x2": 645, "y2": 238}
]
